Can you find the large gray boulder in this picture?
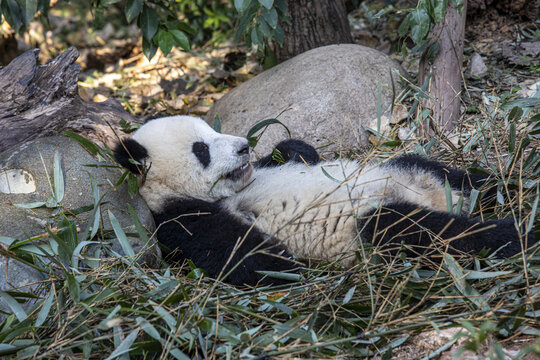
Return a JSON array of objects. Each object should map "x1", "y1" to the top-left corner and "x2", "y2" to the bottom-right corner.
[
  {"x1": 206, "y1": 44, "x2": 404, "y2": 156},
  {"x1": 0, "y1": 136, "x2": 159, "y2": 314}
]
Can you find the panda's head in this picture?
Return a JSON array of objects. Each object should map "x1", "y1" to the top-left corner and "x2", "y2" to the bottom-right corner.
[{"x1": 113, "y1": 116, "x2": 252, "y2": 210}]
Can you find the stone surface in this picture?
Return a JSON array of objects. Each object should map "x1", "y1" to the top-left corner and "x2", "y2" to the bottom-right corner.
[
  {"x1": 470, "y1": 53, "x2": 488, "y2": 77},
  {"x1": 0, "y1": 136, "x2": 160, "y2": 268},
  {"x1": 0, "y1": 256, "x2": 47, "y2": 317},
  {"x1": 205, "y1": 44, "x2": 403, "y2": 156}
]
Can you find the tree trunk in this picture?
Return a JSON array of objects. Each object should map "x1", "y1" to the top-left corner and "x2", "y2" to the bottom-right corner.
[
  {"x1": 419, "y1": 2, "x2": 467, "y2": 134},
  {"x1": 274, "y1": 0, "x2": 353, "y2": 63},
  {"x1": 0, "y1": 47, "x2": 137, "y2": 154}
]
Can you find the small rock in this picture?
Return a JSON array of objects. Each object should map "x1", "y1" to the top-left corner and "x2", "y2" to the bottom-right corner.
[
  {"x1": 398, "y1": 126, "x2": 414, "y2": 140},
  {"x1": 516, "y1": 79, "x2": 540, "y2": 98},
  {"x1": 470, "y1": 53, "x2": 488, "y2": 77},
  {"x1": 390, "y1": 104, "x2": 409, "y2": 125}
]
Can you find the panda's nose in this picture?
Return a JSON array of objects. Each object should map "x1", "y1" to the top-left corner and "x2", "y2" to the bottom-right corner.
[{"x1": 237, "y1": 144, "x2": 249, "y2": 156}]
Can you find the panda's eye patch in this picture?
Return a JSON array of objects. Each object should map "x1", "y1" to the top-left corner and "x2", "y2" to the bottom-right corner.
[{"x1": 192, "y1": 141, "x2": 210, "y2": 168}]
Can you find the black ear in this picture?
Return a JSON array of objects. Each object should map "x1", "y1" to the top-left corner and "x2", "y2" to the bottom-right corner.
[{"x1": 113, "y1": 138, "x2": 148, "y2": 174}]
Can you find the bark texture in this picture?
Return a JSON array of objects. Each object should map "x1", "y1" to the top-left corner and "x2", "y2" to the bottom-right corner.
[
  {"x1": 419, "y1": 2, "x2": 467, "y2": 134},
  {"x1": 0, "y1": 47, "x2": 137, "y2": 154},
  {"x1": 274, "y1": 0, "x2": 353, "y2": 62}
]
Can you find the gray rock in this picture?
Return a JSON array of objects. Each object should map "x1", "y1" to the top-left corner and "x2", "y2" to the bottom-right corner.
[
  {"x1": 0, "y1": 257, "x2": 47, "y2": 317},
  {"x1": 206, "y1": 44, "x2": 403, "y2": 155},
  {"x1": 469, "y1": 53, "x2": 488, "y2": 78},
  {"x1": 0, "y1": 136, "x2": 160, "y2": 272}
]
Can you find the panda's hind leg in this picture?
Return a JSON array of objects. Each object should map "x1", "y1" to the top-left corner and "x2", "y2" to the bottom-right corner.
[
  {"x1": 382, "y1": 154, "x2": 487, "y2": 194},
  {"x1": 358, "y1": 202, "x2": 525, "y2": 258}
]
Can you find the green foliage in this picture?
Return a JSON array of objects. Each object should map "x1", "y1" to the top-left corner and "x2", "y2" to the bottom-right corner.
[
  {"x1": 382, "y1": 0, "x2": 465, "y2": 57},
  {"x1": 246, "y1": 117, "x2": 291, "y2": 148},
  {"x1": 0, "y1": 0, "x2": 287, "y2": 62},
  {"x1": 234, "y1": 0, "x2": 288, "y2": 51}
]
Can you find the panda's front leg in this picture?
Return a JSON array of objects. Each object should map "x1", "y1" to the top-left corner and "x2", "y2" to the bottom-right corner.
[
  {"x1": 254, "y1": 139, "x2": 320, "y2": 168},
  {"x1": 154, "y1": 198, "x2": 299, "y2": 286},
  {"x1": 358, "y1": 202, "x2": 529, "y2": 258}
]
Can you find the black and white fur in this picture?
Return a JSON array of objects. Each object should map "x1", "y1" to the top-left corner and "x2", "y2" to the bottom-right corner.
[{"x1": 114, "y1": 116, "x2": 528, "y2": 285}]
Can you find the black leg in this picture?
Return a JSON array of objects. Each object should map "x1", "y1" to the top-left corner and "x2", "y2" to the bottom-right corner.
[
  {"x1": 358, "y1": 202, "x2": 525, "y2": 258},
  {"x1": 255, "y1": 139, "x2": 320, "y2": 168},
  {"x1": 382, "y1": 154, "x2": 487, "y2": 194},
  {"x1": 154, "y1": 198, "x2": 298, "y2": 286}
]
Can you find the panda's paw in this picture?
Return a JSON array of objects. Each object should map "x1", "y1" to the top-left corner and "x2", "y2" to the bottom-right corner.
[
  {"x1": 275, "y1": 139, "x2": 320, "y2": 165},
  {"x1": 255, "y1": 139, "x2": 319, "y2": 168}
]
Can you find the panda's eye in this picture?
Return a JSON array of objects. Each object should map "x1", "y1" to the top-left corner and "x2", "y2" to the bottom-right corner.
[{"x1": 192, "y1": 141, "x2": 210, "y2": 168}]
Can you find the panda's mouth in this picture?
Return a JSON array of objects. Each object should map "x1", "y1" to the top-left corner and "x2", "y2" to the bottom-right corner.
[{"x1": 225, "y1": 163, "x2": 253, "y2": 183}]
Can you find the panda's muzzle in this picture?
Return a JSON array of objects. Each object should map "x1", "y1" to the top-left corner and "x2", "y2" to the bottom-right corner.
[{"x1": 224, "y1": 163, "x2": 253, "y2": 183}]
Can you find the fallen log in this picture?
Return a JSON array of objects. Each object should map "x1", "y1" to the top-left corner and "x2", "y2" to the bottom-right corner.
[{"x1": 0, "y1": 47, "x2": 137, "y2": 153}]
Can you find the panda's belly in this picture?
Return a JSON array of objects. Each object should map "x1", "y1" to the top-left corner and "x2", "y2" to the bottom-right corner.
[{"x1": 223, "y1": 161, "x2": 392, "y2": 265}]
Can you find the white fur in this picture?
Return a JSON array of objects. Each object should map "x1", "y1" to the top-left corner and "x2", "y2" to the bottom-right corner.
[
  {"x1": 131, "y1": 116, "x2": 461, "y2": 265},
  {"x1": 224, "y1": 160, "x2": 463, "y2": 265},
  {"x1": 132, "y1": 116, "x2": 251, "y2": 210}
]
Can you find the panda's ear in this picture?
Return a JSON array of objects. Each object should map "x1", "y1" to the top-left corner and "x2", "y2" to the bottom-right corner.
[{"x1": 113, "y1": 138, "x2": 148, "y2": 174}]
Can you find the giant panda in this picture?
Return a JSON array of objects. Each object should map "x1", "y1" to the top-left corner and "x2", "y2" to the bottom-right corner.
[{"x1": 114, "y1": 115, "x2": 529, "y2": 285}]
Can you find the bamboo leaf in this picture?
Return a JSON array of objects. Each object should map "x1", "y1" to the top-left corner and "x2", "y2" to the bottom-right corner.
[
  {"x1": 0, "y1": 236, "x2": 16, "y2": 247},
  {"x1": 246, "y1": 118, "x2": 291, "y2": 142},
  {"x1": 127, "y1": 203, "x2": 149, "y2": 246},
  {"x1": 0, "y1": 291, "x2": 27, "y2": 322},
  {"x1": 108, "y1": 210, "x2": 135, "y2": 258},
  {"x1": 64, "y1": 131, "x2": 101, "y2": 155},
  {"x1": 526, "y1": 185, "x2": 538, "y2": 234},
  {"x1": 66, "y1": 273, "x2": 80, "y2": 303},
  {"x1": 508, "y1": 122, "x2": 516, "y2": 152},
  {"x1": 321, "y1": 167, "x2": 342, "y2": 183},
  {"x1": 469, "y1": 189, "x2": 480, "y2": 214},
  {"x1": 104, "y1": 328, "x2": 139, "y2": 360},
  {"x1": 465, "y1": 270, "x2": 513, "y2": 280},
  {"x1": 53, "y1": 150, "x2": 64, "y2": 203},
  {"x1": 35, "y1": 291, "x2": 55, "y2": 327},
  {"x1": 343, "y1": 285, "x2": 356, "y2": 304},
  {"x1": 13, "y1": 202, "x2": 46, "y2": 209},
  {"x1": 136, "y1": 317, "x2": 162, "y2": 341}
]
